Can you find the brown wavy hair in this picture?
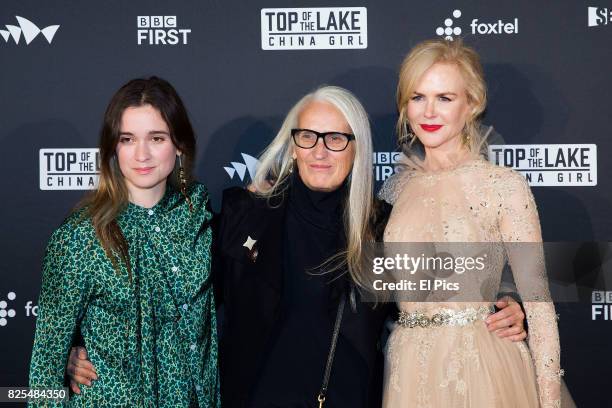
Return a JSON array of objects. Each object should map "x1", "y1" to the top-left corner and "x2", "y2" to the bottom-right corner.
[{"x1": 79, "y1": 77, "x2": 196, "y2": 276}]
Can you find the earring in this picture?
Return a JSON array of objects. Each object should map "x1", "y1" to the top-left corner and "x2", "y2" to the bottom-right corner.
[
  {"x1": 462, "y1": 123, "x2": 472, "y2": 146},
  {"x1": 290, "y1": 153, "x2": 296, "y2": 173},
  {"x1": 177, "y1": 155, "x2": 193, "y2": 212}
]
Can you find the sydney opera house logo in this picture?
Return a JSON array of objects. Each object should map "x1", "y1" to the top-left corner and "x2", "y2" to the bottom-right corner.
[
  {"x1": 0, "y1": 16, "x2": 60, "y2": 45},
  {"x1": 224, "y1": 153, "x2": 260, "y2": 181}
]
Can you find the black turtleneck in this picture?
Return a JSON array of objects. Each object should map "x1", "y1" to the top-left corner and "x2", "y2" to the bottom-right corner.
[{"x1": 249, "y1": 172, "x2": 368, "y2": 408}]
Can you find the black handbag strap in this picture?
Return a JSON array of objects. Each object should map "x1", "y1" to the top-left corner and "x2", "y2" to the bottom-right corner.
[{"x1": 317, "y1": 293, "x2": 346, "y2": 407}]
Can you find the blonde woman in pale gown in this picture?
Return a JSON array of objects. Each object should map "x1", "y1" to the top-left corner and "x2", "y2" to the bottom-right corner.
[{"x1": 379, "y1": 39, "x2": 567, "y2": 407}]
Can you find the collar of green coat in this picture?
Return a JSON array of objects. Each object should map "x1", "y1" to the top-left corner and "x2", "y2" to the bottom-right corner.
[
  {"x1": 123, "y1": 184, "x2": 180, "y2": 219},
  {"x1": 117, "y1": 182, "x2": 210, "y2": 229}
]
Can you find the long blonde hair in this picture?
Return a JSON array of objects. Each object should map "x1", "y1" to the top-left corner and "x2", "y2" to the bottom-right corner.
[
  {"x1": 253, "y1": 85, "x2": 375, "y2": 288},
  {"x1": 396, "y1": 38, "x2": 488, "y2": 155}
]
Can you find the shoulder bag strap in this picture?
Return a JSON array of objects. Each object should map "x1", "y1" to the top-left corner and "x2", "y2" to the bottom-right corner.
[{"x1": 317, "y1": 293, "x2": 346, "y2": 408}]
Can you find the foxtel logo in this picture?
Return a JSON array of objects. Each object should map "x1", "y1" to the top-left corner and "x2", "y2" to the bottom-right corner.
[
  {"x1": 0, "y1": 16, "x2": 60, "y2": 45},
  {"x1": 224, "y1": 153, "x2": 260, "y2": 181}
]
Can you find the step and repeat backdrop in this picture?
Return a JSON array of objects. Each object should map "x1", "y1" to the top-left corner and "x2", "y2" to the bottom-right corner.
[{"x1": 1, "y1": 0, "x2": 611, "y2": 406}]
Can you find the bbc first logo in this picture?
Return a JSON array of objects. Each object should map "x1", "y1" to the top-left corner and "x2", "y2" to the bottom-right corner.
[
  {"x1": 137, "y1": 16, "x2": 191, "y2": 45},
  {"x1": 592, "y1": 291, "x2": 612, "y2": 320}
]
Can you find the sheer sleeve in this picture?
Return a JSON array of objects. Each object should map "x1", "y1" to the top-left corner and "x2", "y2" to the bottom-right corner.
[
  {"x1": 377, "y1": 159, "x2": 413, "y2": 205},
  {"x1": 499, "y1": 171, "x2": 562, "y2": 408}
]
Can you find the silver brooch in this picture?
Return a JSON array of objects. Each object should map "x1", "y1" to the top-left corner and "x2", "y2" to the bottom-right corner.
[{"x1": 243, "y1": 236, "x2": 258, "y2": 262}]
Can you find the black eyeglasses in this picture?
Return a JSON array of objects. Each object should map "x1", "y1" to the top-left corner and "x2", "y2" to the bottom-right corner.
[{"x1": 291, "y1": 128, "x2": 355, "y2": 152}]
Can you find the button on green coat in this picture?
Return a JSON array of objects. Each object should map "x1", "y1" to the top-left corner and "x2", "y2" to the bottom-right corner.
[{"x1": 29, "y1": 183, "x2": 220, "y2": 407}]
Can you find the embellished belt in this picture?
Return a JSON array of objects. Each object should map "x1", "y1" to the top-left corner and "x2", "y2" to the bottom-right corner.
[{"x1": 398, "y1": 305, "x2": 494, "y2": 328}]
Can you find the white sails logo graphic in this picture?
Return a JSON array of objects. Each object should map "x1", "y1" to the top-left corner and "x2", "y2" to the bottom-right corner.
[
  {"x1": 224, "y1": 153, "x2": 260, "y2": 181},
  {"x1": 0, "y1": 16, "x2": 60, "y2": 45}
]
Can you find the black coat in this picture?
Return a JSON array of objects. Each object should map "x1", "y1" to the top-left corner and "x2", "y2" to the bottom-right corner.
[{"x1": 213, "y1": 187, "x2": 394, "y2": 408}]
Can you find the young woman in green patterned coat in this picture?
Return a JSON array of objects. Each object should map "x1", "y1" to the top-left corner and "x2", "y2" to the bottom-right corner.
[{"x1": 29, "y1": 77, "x2": 220, "y2": 407}]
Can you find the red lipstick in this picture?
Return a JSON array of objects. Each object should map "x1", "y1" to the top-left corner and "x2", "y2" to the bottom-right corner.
[{"x1": 420, "y1": 124, "x2": 442, "y2": 132}]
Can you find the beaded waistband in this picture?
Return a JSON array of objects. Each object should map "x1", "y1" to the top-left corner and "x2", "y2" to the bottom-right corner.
[{"x1": 397, "y1": 305, "x2": 494, "y2": 329}]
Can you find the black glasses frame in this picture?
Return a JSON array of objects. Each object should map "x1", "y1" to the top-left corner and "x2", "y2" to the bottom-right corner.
[{"x1": 291, "y1": 128, "x2": 355, "y2": 152}]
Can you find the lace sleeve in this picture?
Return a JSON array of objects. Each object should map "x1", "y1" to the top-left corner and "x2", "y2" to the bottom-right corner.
[
  {"x1": 377, "y1": 159, "x2": 413, "y2": 205},
  {"x1": 498, "y1": 171, "x2": 562, "y2": 408}
]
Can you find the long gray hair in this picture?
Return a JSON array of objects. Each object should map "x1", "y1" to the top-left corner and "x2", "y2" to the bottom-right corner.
[{"x1": 252, "y1": 85, "x2": 375, "y2": 288}]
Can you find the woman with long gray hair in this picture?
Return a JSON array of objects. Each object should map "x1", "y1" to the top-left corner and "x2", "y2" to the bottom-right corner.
[{"x1": 216, "y1": 85, "x2": 391, "y2": 407}]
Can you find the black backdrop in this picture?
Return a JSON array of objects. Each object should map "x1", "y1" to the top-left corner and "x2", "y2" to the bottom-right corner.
[{"x1": 1, "y1": 1, "x2": 611, "y2": 406}]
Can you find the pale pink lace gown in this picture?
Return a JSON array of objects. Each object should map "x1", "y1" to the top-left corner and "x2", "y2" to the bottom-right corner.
[{"x1": 379, "y1": 158, "x2": 565, "y2": 408}]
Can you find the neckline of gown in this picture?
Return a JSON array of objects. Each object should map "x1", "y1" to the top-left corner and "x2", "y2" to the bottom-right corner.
[{"x1": 405, "y1": 155, "x2": 488, "y2": 177}]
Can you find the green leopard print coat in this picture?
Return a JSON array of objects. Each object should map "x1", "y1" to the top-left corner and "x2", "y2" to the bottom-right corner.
[{"x1": 29, "y1": 183, "x2": 219, "y2": 407}]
